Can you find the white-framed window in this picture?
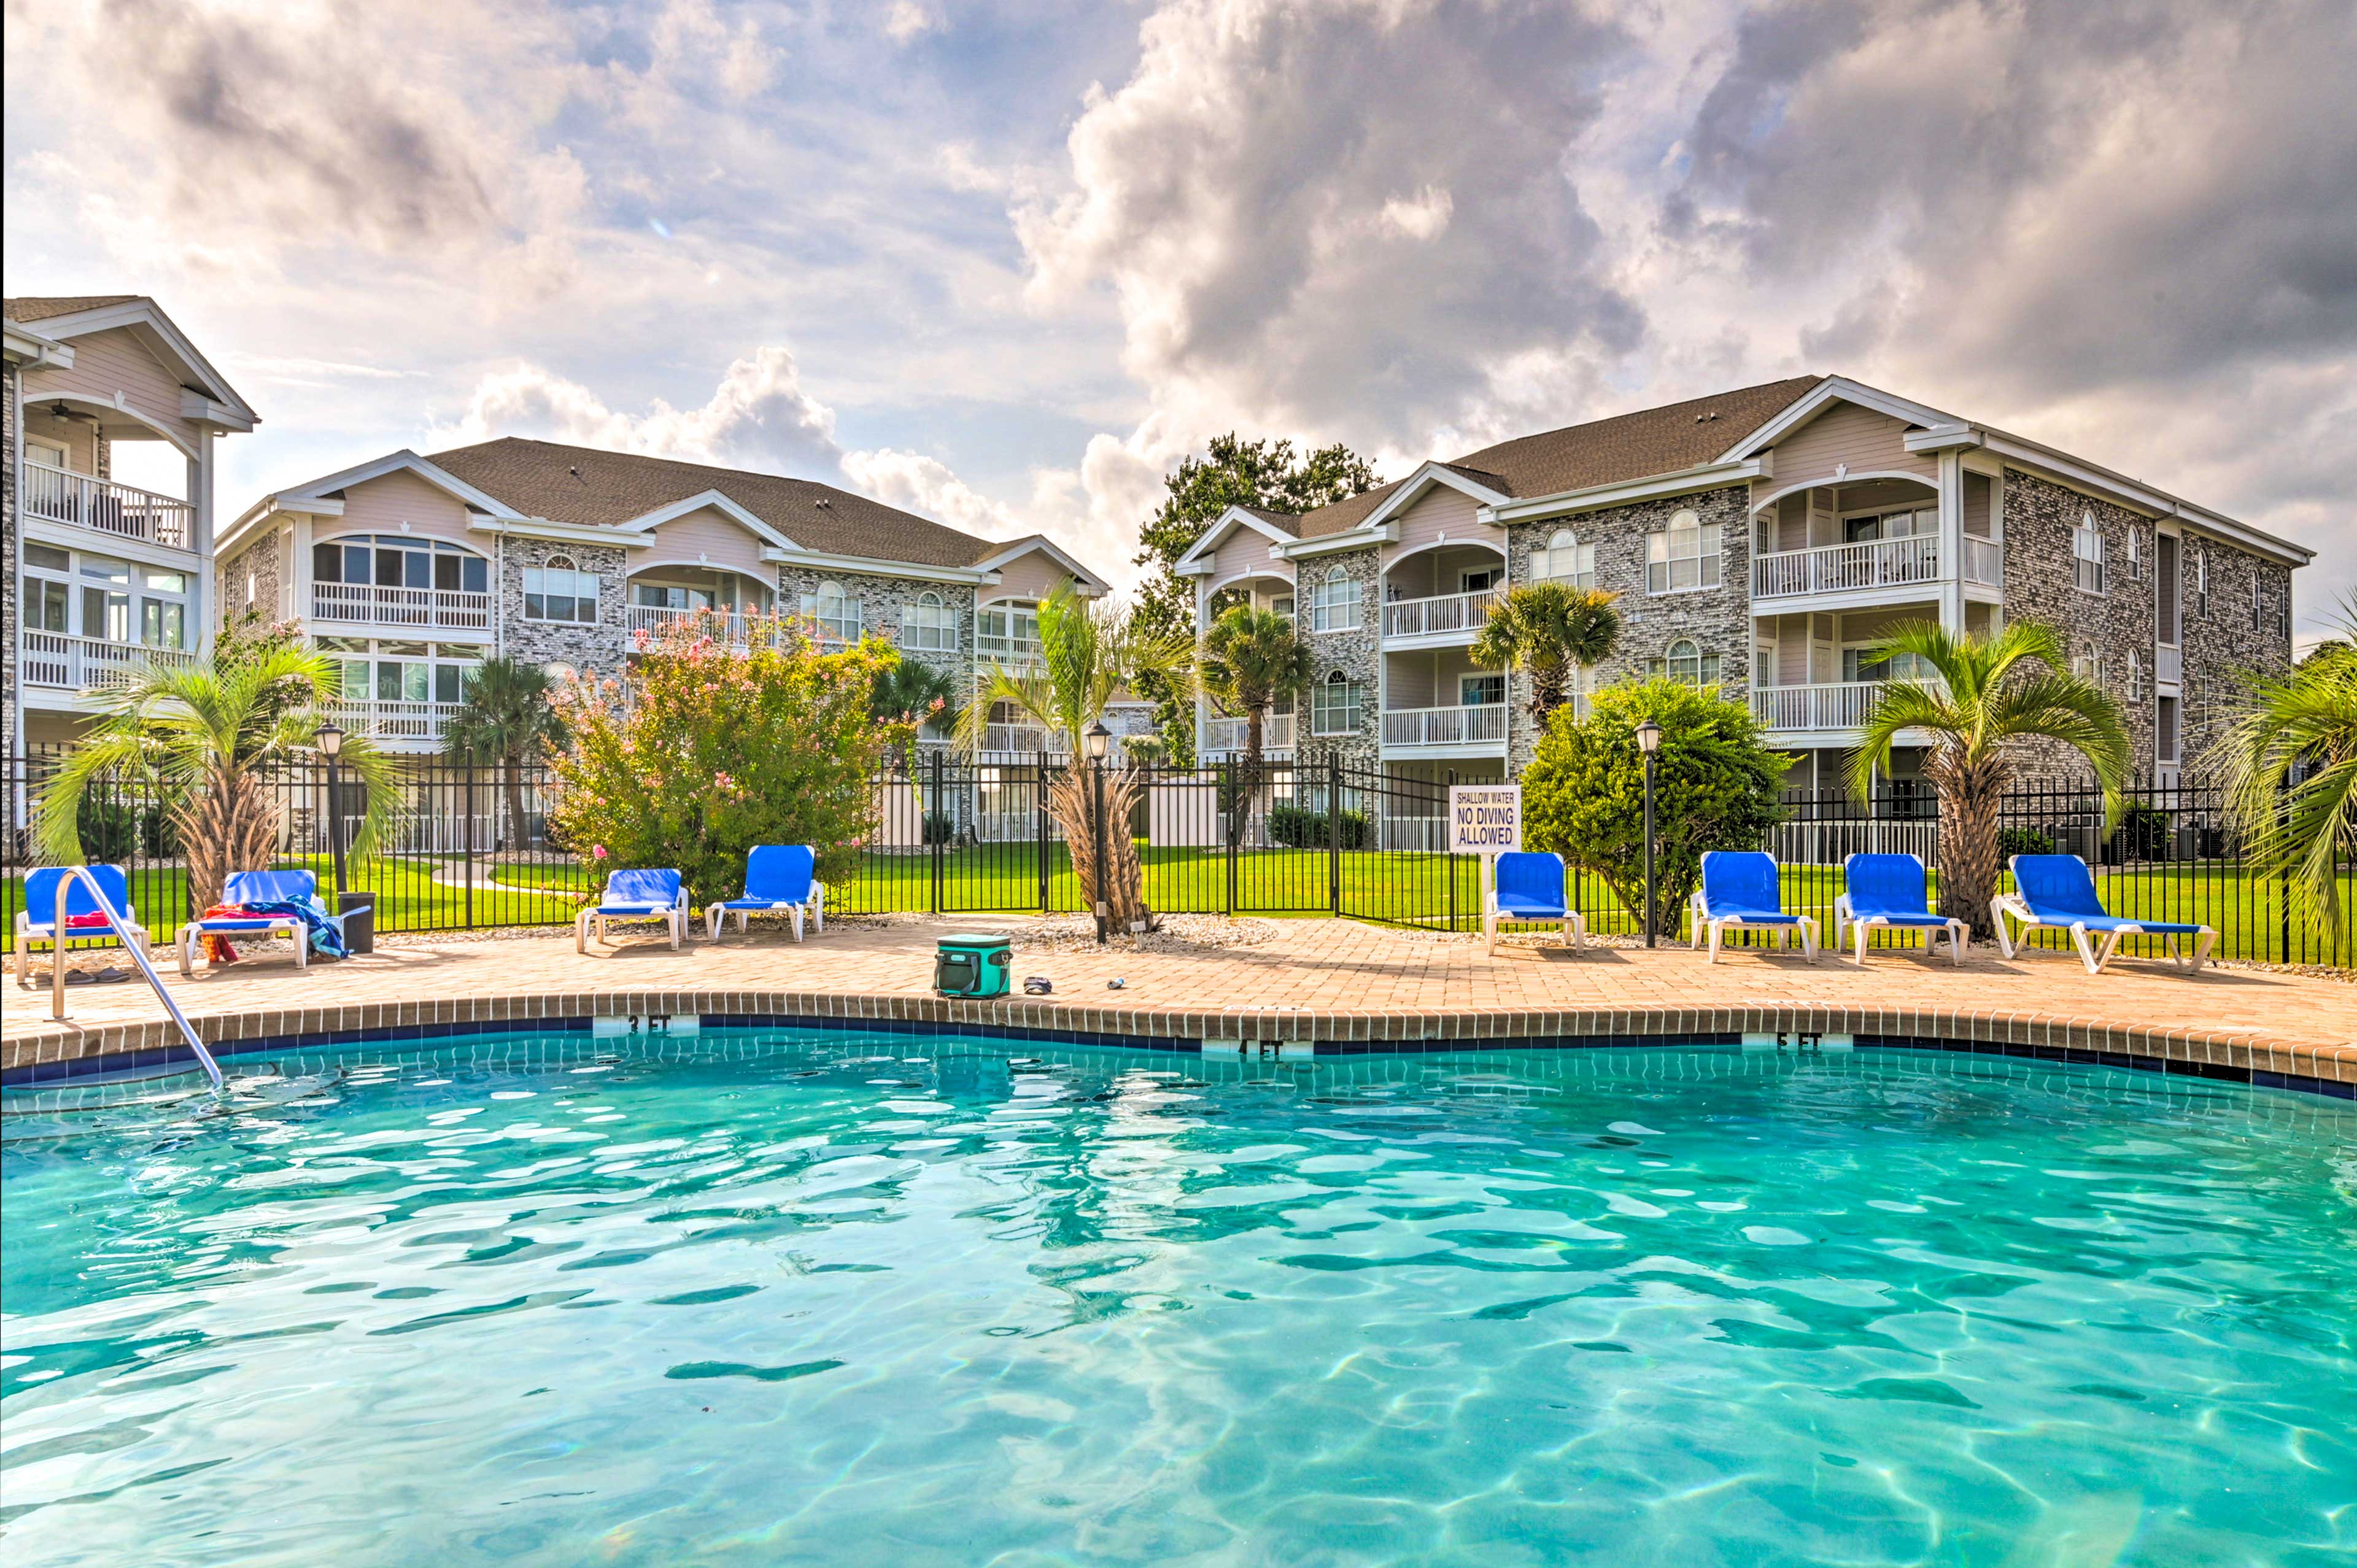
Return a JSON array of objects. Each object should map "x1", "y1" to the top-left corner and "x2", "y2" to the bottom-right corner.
[
  {"x1": 23, "y1": 542, "x2": 71, "y2": 634},
  {"x1": 24, "y1": 434, "x2": 69, "y2": 472},
  {"x1": 2250, "y1": 589, "x2": 2261, "y2": 633},
  {"x1": 315, "y1": 534, "x2": 491, "y2": 596},
  {"x1": 2194, "y1": 548, "x2": 2209, "y2": 620},
  {"x1": 2124, "y1": 527, "x2": 2143, "y2": 581},
  {"x1": 522, "y1": 555, "x2": 600, "y2": 623},
  {"x1": 2072, "y1": 641, "x2": 2103, "y2": 686},
  {"x1": 977, "y1": 603, "x2": 1042, "y2": 666},
  {"x1": 79, "y1": 555, "x2": 132, "y2": 643},
  {"x1": 1460, "y1": 673, "x2": 1506, "y2": 706},
  {"x1": 2126, "y1": 651, "x2": 2143, "y2": 703},
  {"x1": 1843, "y1": 647, "x2": 1937, "y2": 683},
  {"x1": 139, "y1": 568, "x2": 189, "y2": 649},
  {"x1": 800, "y1": 580, "x2": 862, "y2": 643},
  {"x1": 320, "y1": 638, "x2": 480, "y2": 708},
  {"x1": 1459, "y1": 566, "x2": 1500, "y2": 594},
  {"x1": 1529, "y1": 528, "x2": 1595, "y2": 589},
  {"x1": 902, "y1": 590, "x2": 958, "y2": 653},
  {"x1": 1309, "y1": 670, "x2": 1364, "y2": 734},
  {"x1": 1649, "y1": 638, "x2": 1720, "y2": 685},
  {"x1": 2073, "y1": 512, "x2": 2105, "y2": 595},
  {"x1": 1843, "y1": 506, "x2": 1937, "y2": 541},
  {"x1": 1307, "y1": 565, "x2": 1361, "y2": 632},
  {"x1": 633, "y1": 582, "x2": 714, "y2": 612},
  {"x1": 1646, "y1": 510, "x2": 1720, "y2": 593}
]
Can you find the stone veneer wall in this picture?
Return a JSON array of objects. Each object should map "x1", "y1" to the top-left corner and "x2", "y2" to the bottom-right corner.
[
  {"x1": 502, "y1": 538, "x2": 632, "y2": 673},
  {"x1": 2001, "y1": 470, "x2": 2159, "y2": 776},
  {"x1": 775, "y1": 563, "x2": 978, "y2": 703},
  {"x1": 1294, "y1": 546, "x2": 1383, "y2": 771},
  {"x1": 2181, "y1": 541, "x2": 2292, "y2": 767},
  {"x1": 219, "y1": 529, "x2": 281, "y2": 627},
  {"x1": 1502, "y1": 484, "x2": 1753, "y2": 771}
]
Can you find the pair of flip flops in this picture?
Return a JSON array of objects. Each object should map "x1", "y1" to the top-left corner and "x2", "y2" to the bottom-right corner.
[
  {"x1": 61, "y1": 967, "x2": 131, "y2": 986},
  {"x1": 1023, "y1": 976, "x2": 1054, "y2": 995}
]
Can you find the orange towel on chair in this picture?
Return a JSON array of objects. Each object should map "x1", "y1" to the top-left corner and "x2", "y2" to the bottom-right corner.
[{"x1": 201, "y1": 905, "x2": 247, "y2": 963}]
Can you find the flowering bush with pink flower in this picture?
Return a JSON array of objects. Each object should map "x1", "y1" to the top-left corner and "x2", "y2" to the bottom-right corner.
[{"x1": 544, "y1": 609, "x2": 911, "y2": 905}]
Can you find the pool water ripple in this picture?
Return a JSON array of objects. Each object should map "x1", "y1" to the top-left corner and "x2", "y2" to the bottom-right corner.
[{"x1": 2, "y1": 1037, "x2": 2353, "y2": 1566}]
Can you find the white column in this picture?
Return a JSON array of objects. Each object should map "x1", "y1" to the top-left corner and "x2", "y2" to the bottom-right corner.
[
  {"x1": 1193, "y1": 573, "x2": 1212, "y2": 756},
  {"x1": 1937, "y1": 449, "x2": 1966, "y2": 633},
  {"x1": 191, "y1": 432, "x2": 216, "y2": 655}
]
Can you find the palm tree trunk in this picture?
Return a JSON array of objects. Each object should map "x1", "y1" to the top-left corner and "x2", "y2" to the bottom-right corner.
[
  {"x1": 1244, "y1": 706, "x2": 1266, "y2": 840},
  {"x1": 1937, "y1": 760, "x2": 2007, "y2": 938},
  {"x1": 173, "y1": 762, "x2": 281, "y2": 917},
  {"x1": 1527, "y1": 660, "x2": 1566, "y2": 733},
  {"x1": 1049, "y1": 764, "x2": 1148, "y2": 929},
  {"x1": 503, "y1": 755, "x2": 530, "y2": 852}
]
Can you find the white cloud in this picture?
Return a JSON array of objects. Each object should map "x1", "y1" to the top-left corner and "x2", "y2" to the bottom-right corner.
[
  {"x1": 884, "y1": 2, "x2": 937, "y2": 45},
  {"x1": 1378, "y1": 185, "x2": 1453, "y2": 242}
]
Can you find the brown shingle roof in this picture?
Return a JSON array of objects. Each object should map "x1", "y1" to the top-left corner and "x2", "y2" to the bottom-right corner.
[
  {"x1": 2, "y1": 295, "x2": 142, "y2": 325},
  {"x1": 423, "y1": 437, "x2": 1008, "y2": 570},
  {"x1": 1290, "y1": 375, "x2": 1827, "y2": 536}
]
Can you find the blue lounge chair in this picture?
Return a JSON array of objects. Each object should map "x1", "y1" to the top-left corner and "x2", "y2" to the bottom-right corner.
[
  {"x1": 576, "y1": 868, "x2": 690, "y2": 953},
  {"x1": 16, "y1": 865, "x2": 147, "y2": 986},
  {"x1": 1992, "y1": 854, "x2": 2216, "y2": 974},
  {"x1": 178, "y1": 870, "x2": 336, "y2": 976},
  {"x1": 1484, "y1": 851, "x2": 1585, "y2": 955},
  {"x1": 1835, "y1": 853, "x2": 1967, "y2": 966},
  {"x1": 1690, "y1": 850, "x2": 1819, "y2": 963},
  {"x1": 705, "y1": 845, "x2": 826, "y2": 943}
]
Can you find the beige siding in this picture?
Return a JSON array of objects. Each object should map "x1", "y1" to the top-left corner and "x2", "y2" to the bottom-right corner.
[
  {"x1": 1767, "y1": 401, "x2": 1935, "y2": 489},
  {"x1": 1207, "y1": 525, "x2": 1291, "y2": 592},
  {"x1": 1386, "y1": 655, "x2": 1436, "y2": 709},
  {"x1": 988, "y1": 546, "x2": 1079, "y2": 603},
  {"x1": 1773, "y1": 613, "x2": 1811, "y2": 684},
  {"x1": 28, "y1": 328, "x2": 206, "y2": 454},
  {"x1": 328, "y1": 469, "x2": 480, "y2": 547},
  {"x1": 18, "y1": 404, "x2": 101, "y2": 474},
  {"x1": 1383, "y1": 482, "x2": 1486, "y2": 563},
  {"x1": 1964, "y1": 473, "x2": 1994, "y2": 538},
  {"x1": 644, "y1": 505, "x2": 771, "y2": 578}
]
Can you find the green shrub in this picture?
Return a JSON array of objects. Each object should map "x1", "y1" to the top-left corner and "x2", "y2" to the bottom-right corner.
[
  {"x1": 2110, "y1": 801, "x2": 2172, "y2": 861},
  {"x1": 1997, "y1": 825, "x2": 2055, "y2": 859},
  {"x1": 77, "y1": 798, "x2": 139, "y2": 863},
  {"x1": 1265, "y1": 802, "x2": 1371, "y2": 849},
  {"x1": 922, "y1": 811, "x2": 956, "y2": 846}
]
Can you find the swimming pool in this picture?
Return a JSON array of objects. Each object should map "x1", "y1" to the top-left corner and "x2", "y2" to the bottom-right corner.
[{"x1": 4, "y1": 1032, "x2": 2351, "y2": 1564}]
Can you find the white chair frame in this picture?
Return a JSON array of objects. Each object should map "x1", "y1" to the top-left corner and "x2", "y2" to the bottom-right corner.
[
  {"x1": 180, "y1": 912, "x2": 308, "y2": 976},
  {"x1": 1834, "y1": 895, "x2": 1968, "y2": 967},
  {"x1": 17, "y1": 904, "x2": 150, "y2": 985},
  {"x1": 705, "y1": 884, "x2": 826, "y2": 943},
  {"x1": 1689, "y1": 891, "x2": 1819, "y2": 964},
  {"x1": 576, "y1": 893, "x2": 690, "y2": 954},
  {"x1": 1989, "y1": 893, "x2": 2216, "y2": 975},
  {"x1": 1482, "y1": 894, "x2": 1587, "y2": 956}
]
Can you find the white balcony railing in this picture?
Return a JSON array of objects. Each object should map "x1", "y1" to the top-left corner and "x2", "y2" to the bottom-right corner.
[
  {"x1": 1964, "y1": 536, "x2": 2002, "y2": 587},
  {"x1": 20, "y1": 462, "x2": 193, "y2": 550},
  {"x1": 1752, "y1": 536, "x2": 1941, "y2": 598},
  {"x1": 329, "y1": 699, "x2": 465, "y2": 743},
  {"x1": 1751, "y1": 681, "x2": 1942, "y2": 732},
  {"x1": 1381, "y1": 587, "x2": 1502, "y2": 640},
  {"x1": 624, "y1": 603, "x2": 761, "y2": 647},
  {"x1": 1382, "y1": 703, "x2": 1509, "y2": 749},
  {"x1": 981, "y1": 723, "x2": 1069, "y2": 755},
  {"x1": 1202, "y1": 713, "x2": 1297, "y2": 756},
  {"x1": 977, "y1": 635, "x2": 1045, "y2": 669},
  {"x1": 19, "y1": 631, "x2": 200, "y2": 690},
  {"x1": 312, "y1": 582, "x2": 492, "y2": 631}
]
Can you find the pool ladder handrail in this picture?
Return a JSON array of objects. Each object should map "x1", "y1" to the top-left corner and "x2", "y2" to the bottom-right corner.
[{"x1": 47, "y1": 865, "x2": 225, "y2": 1093}]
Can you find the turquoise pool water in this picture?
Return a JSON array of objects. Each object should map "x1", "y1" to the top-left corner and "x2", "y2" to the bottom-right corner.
[{"x1": 3, "y1": 1035, "x2": 2353, "y2": 1566}]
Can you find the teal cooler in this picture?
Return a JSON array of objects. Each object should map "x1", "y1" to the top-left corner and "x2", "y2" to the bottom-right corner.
[{"x1": 934, "y1": 933, "x2": 1013, "y2": 998}]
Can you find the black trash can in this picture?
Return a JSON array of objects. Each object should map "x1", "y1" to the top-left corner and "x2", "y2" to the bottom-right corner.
[{"x1": 338, "y1": 890, "x2": 376, "y2": 955}]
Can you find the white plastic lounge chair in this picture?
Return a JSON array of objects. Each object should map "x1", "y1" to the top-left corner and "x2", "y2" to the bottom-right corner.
[
  {"x1": 1690, "y1": 850, "x2": 1819, "y2": 963},
  {"x1": 1835, "y1": 852, "x2": 1967, "y2": 966},
  {"x1": 1484, "y1": 851, "x2": 1585, "y2": 956},
  {"x1": 17, "y1": 865, "x2": 147, "y2": 985},
  {"x1": 705, "y1": 845, "x2": 825, "y2": 942},
  {"x1": 577, "y1": 868, "x2": 690, "y2": 953},
  {"x1": 179, "y1": 870, "x2": 327, "y2": 976},
  {"x1": 1991, "y1": 853, "x2": 2216, "y2": 974}
]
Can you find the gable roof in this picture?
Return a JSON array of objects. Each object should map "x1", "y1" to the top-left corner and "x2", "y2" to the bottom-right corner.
[
  {"x1": 2, "y1": 294, "x2": 258, "y2": 428},
  {"x1": 422, "y1": 438, "x2": 1028, "y2": 571},
  {"x1": 2, "y1": 295, "x2": 141, "y2": 324}
]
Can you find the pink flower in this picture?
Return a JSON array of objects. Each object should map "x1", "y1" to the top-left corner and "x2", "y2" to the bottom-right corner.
[{"x1": 592, "y1": 844, "x2": 608, "y2": 860}]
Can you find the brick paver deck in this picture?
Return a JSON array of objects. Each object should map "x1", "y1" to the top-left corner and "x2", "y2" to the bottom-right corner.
[{"x1": 6, "y1": 917, "x2": 2351, "y2": 1087}]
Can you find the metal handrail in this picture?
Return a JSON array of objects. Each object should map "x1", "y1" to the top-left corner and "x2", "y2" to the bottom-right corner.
[{"x1": 47, "y1": 867, "x2": 224, "y2": 1092}]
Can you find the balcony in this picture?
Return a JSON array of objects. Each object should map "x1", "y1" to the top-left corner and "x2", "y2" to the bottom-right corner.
[
  {"x1": 1202, "y1": 713, "x2": 1296, "y2": 757},
  {"x1": 981, "y1": 722, "x2": 1069, "y2": 755},
  {"x1": 977, "y1": 634, "x2": 1044, "y2": 669},
  {"x1": 1382, "y1": 703, "x2": 1508, "y2": 751},
  {"x1": 1381, "y1": 587, "x2": 1501, "y2": 643},
  {"x1": 1752, "y1": 681, "x2": 1941, "y2": 734},
  {"x1": 20, "y1": 631, "x2": 200, "y2": 692},
  {"x1": 1753, "y1": 536, "x2": 1941, "y2": 599},
  {"x1": 625, "y1": 603, "x2": 760, "y2": 647},
  {"x1": 1964, "y1": 536, "x2": 2002, "y2": 588},
  {"x1": 20, "y1": 462, "x2": 194, "y2": 550},
  {"x1": 330, "y1": 698, "x2": 463, "y2": 744},
  {"x1": 312, "y1": 582, "x2": 491, "y2": 631}
]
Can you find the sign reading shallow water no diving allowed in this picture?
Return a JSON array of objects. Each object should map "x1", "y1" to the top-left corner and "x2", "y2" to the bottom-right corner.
[{"x1": 1449, "y1": 784, "x2": 1522, "y2": 857}]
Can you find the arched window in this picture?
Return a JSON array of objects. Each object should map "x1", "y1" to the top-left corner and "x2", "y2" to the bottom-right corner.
[
  {"x1": 1648, "y1": 638, "x2": 1720, "y2": 686},
  {"x1": 2124, "y1": 526, "x2": 2143, "y2": 581},
  {"x1": 1531, "y1": 528, "x2": 1595, "y2": 589},
  {"x1": 2194, "y1": 547, "x2": 2210, "y2": 619},
  {"x1": 903, "y1": 589, "x2": 958, "y2": 652},
  {"x1": 2126, "y1": 650, "x2": 2143, "y2": 703},
  {"x1": 2072, "y1": 640, "x2": 2103, "y2": 687},
  {"x1": 522, "y1": 553, "x2": 599, "y2": 624},
  {"x1": 801, "y1": 580, "x2": 861, "y2": 643},
  {"x1": 1646, "y1": 509, "x2": 1721, "y2": 593},
  {"x1": 1308, "y1": 565, "x2": 1361, "y2": 632},
  {"x1": 1309, "y1": 668, "x2": 1364, "y2": 735},
  {"x1": 2073, "y1": 512, "x2": 2105, "y2": 594}
]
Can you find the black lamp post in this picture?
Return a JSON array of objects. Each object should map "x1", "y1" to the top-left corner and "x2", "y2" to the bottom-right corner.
[
  {"x1": 1636, "y1": 717, "x2": 1662, "y2": 948},
  {"x1": 1085, "y1": 720, "x2": 1113, "y2": 946},
  {"x1": 316, "y1": 720, "x2": 349, "y2": 897}
]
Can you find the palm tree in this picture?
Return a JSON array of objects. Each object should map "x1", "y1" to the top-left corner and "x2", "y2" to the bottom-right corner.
[
  {"x1": 37, "y1": 647, "x2": 402, "y2": 918},
  {"x1": 1200, "y1": 604, "x2": 1313, "y2": 829},
  {"x1": 1846, "y1": 620, "x2": 2131, "y2": 938},
  {"x1": 441, "y1": 657, "x2": 567, "y2": 851},
  {"x1": 871, "y1": 657, "x2": 962, "y2": 763},
  {"x1": 2207, "y1": 594, "x2": 2357, "y2": 938},
  {"x1": 1471, "y1": 583, "x2": 1621, "y2": 732},
  {"x1": 954, "y1": 581, "x2": 1194, "y2": 930}
]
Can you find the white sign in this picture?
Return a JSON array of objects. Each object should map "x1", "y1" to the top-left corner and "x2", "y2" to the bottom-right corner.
[{"x1": 1449, "y1": 784, "x2": 1522, "y2": 855}]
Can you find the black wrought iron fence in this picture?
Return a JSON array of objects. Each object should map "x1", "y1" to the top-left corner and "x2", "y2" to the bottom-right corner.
[{"x1": 4, "y1": 757, "x2": 2346, "y2": 967}]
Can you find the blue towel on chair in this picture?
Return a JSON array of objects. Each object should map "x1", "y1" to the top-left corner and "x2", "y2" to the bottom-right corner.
[{"x1": 234, "y1": 898, "x2": 349, "y2": 960}]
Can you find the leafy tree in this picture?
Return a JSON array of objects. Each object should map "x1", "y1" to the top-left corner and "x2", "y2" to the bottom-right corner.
[
  {"x1": 869, "y1": 657, "x2": 961, "y2": 769},
  {"x1": 1132, "y1": 434, "x2": 1379, "y2": 759},
  {"x1": 37, "y1": 647, "x2": 402, "y2": 917},
  {"x1": 442, "y1": 656, "x2": 568, "y2": 851},
  {"x1": 1848, "y1": 621, "x2": 2131, "y2": 938},
  {"x1": 2208, "y1": 593, "x2": 2356, "y2": 937},
  {"x1": 1469, "y1": 583, "x2": 1620, "y2": 730},
  {"x1": 1523, "y1": 678, "x2": 1790, "y2": 937},
  {"x1": 1199, "y1": 604, "x2": 1314, "y2": 832},
  {"x1": 956, "y1": 581, "x2": 1195, "y2": 929}
]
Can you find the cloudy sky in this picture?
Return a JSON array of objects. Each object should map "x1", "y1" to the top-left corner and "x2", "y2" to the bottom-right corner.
[{"x1": 7, "y1": 0, "x2": 2350, "y2": 631}]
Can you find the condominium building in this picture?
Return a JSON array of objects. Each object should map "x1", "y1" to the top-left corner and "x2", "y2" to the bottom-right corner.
[
  {"x1": 1178, "y1": 377, "x2": 2310, "y2": 791},
  {"x1": 216, "y1": 439, "x2": 1144, "y2": 755},
  {"x1": 4, "y1": 296, "x2": 259, "y2": 761}
]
